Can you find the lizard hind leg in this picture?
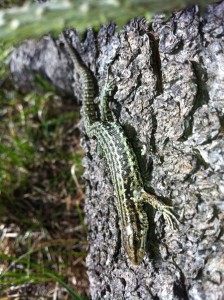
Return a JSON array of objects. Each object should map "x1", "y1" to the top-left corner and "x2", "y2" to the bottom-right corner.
[
  {"x1": 141, "y1": 191, "x2": 179, "y2": 229},
  {"x1": 99, "y1": 67, "x2": 116, "y2": 122}
]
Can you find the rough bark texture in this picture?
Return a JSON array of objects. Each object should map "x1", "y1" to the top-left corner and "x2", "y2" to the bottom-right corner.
[
  {"x1": 10, "y1": 2, "x2": 224, "y2": 299},
  {"x1": 10, "y1": 35, "x2": 75, "y2": 96}
]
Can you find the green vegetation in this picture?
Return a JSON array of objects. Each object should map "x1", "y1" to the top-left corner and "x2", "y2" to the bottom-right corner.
[
  {"x1": 0, "y1": 42, "x2": 88, "y2": 298},
  {"x1": 0, "y1": 0, "x2": 215, "y2": 44},
  {"x1": 0, "y1": 251, "x2": 88, "y2": 300}
]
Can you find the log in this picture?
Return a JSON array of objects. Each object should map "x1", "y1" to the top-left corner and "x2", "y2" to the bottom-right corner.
[{"x1": 10, "y1": 2, "x2": 224, "y2": 299}]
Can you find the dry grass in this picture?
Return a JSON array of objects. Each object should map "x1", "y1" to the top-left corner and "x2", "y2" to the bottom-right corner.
[{"x1": 0, "y1": 54, "x2": 89, "y2": 298}]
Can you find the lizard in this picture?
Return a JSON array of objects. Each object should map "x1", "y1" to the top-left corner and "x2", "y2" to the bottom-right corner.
[{"x1": 61, "y1": 31, "x2": 178, "y2": 265}]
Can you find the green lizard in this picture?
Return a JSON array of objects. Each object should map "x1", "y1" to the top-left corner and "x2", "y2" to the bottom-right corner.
[{"x1": 62, "y1": 32, "x2": 178, "y2": 265}]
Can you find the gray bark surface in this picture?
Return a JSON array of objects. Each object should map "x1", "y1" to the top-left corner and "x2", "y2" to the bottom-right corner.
[
  {"x1": 10, "y1": 2, "x2": 224, "y2": 299},
  {"x1": 10, "y1": 35, "x2": 74, "y2": 96}
]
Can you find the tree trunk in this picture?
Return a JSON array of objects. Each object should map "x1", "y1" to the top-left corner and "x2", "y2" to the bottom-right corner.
[{"x1": 10, "y1": 2, "x2": 224, "y2": 299}]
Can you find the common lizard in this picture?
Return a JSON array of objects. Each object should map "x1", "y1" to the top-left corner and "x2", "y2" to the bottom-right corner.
[{"x1": 61, "y1": 32, "x2": 178, "y2": 265}]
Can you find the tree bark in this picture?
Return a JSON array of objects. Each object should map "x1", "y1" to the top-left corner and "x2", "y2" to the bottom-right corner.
[{"x1": 10, "y1": 2, "x2": 224, "y2": 299}]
